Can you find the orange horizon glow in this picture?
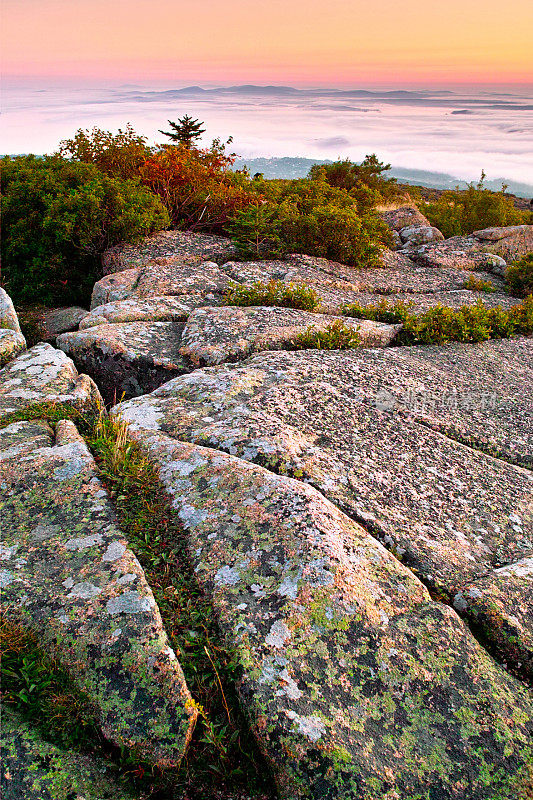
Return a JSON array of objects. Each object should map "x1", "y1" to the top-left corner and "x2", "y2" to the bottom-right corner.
[{"x1": 2, "y1": 0, "x2": 533, "y2": 87}]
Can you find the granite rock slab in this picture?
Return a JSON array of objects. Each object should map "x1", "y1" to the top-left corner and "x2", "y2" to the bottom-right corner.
[
  {"x1": 57, "y1": 321, "x2": 188, "y2": 403},
  {"x1": 114, "y1": 339, "x2": 533, "y2": 674},
  {"x1": 134, "y1": 258, "x2": 231, "y2": 299},
  {"x1": 473, "y1": 224, "x2": 533, "y2": 262},
  {"x1": 1, "y1": 706, "x2": 134, "y2": 800},
  {"x1": 0, "y1": 288, "x2": 22, "y2": 333},
  {"x1": 91, "y1": 268, "x2": 140, "y2": 309},
  {"x1": 0, "y1": 419, "x2": 197, "y2": 765},
  {"x1": 111, "y1": 426, "x2": 533, "y2": 800},
  {"x1": 0, "y1": 343, "x2": 102, "y2": 420},
  {"x1": 80, "y1": 295, "x2": 200, "y2": 329},
  {"x1": 343, "y1": 289, "x2": 521, "y2": 313},
  {"x1": 35, "y1": 306, "x2": 89, "y2": 339},
  {"x1": 0, "y1": 330, "x2": 26, "y2": 368},
  {"x1": 179, "y1": 306, "x2": 401, "y2": 365},
  {"x1": 377, "y1": 206, "x2": 432, "y2": 232},
  {"x1": 102, "y1": 229, "x2": 238, "y2": 274}
]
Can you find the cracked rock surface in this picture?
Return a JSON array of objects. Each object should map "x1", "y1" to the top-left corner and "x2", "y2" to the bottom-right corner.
[
  {"x1": 0, "y1": 419, "x2": 197, "y2": 766},
  {"x1": 107, "y1": 425, "x2": 533, "y2": 799},
  {"x1": 115, "y1": 338, "x2": 533, "y2": 677}
]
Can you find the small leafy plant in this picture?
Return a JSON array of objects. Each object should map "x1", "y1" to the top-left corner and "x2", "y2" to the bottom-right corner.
[
  {"x1": 342, "y1": 296, "x2": 533, "y2": 345},
  {"x1": 225, "y1": 279, "x2": 321, "y2": 311},
  {"x1": 290, "y1": 319, "x2": 362, "y2": 350},
  {"x1": 505, "y1": 253, "x2": 533, "y2": 298},
  {"x1": 463, "y1": 274, "x2": 498, "y2": 293}
]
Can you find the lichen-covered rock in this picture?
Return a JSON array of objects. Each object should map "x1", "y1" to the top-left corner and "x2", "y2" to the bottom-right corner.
[
  {"x1": 0, "y1": 419, "x2": 197, "y2": 765},
  {"x1": 134, "y1": 259, "x2": 230, "y2": 299},
  {"x1": 114, "y1": 338, "x2": 533, "y2": 673},
  {"x1": 344, "y1": 289, "x2": 519, "y2": 313},
  {"x1": 80, "y1": 296, "x2": 199, "y2": 329},
  {"x1": 179, "y1": 306, "x2": 401, "y2": 365},
  {"x1": 110, "y1": 426, "x2": 533, "y2": 800},
  {"x1": 473, "y1": 224, "x2": 533, "y2": 262},
  {"x1": 378, "y1": 205, "x2": 432, "y2": 232},
  {"x1": 1, "y1": 706, "x2": 134, "y2": 800},
  {"x1": 35, "y1": 306, "x2": 89, "y2": 339},
  {"x1": 90, "y1": 268, "x2": 140, "y2": 309},
  {"x1": 399, "y1": 224, "x2": 444, "y2": 247},
  {"x1": 0, "y1": 288, "x2": 22, "y2": 334},
  {"x1": 0, "y1": 343, "x2": 102, "y2": 419},
  {"x1": 412, "y1": 236, "x2": 509, "y2": 274},
  {"x1": 102, "y1": 229, "x2": 238, "y2": 274},
  {"x1": 57, "y1": 321, "x2": 188, "y2": 403},
  {"x1": 0, "y1": 330, "x2": 26, "y2": 368}
]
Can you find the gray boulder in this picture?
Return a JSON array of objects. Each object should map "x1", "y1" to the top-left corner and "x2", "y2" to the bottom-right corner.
[
  {"x1": 0, "y1": 330, "x2": 26, "y2": 368},
  {"x1": 57, "y1": 321, "x2": 188, "y2": 402},
  {"x1": 0, "y1": 419, "x2": 197, "y2": 766},
  {"x1": 378, "y1": 205, "x2": 432, "y2": 231},
  {"x1": 0, "y1": 343, "x2": 102, "y2": 420},
  {"x1": 35, "y1": 306, "x2": 89, "y2": 339},
  {"x1": 0, "y1": 288, "x2": 22, "y2": 333}
]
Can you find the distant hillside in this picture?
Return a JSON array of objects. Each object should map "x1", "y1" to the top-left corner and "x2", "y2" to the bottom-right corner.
[{"x1": 233, "y1": 157, "x2": 533, "y2": 198}]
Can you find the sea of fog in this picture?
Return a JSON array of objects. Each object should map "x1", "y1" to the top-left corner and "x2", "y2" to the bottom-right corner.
[{"x1": 2, "y1": 83, "x2": 533, "y2": 194}]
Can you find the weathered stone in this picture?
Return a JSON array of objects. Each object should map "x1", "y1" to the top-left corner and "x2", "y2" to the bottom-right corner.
[
  {"x1": 57, "y1": 321, "x2": 188, "y2": 403},
  {"x1": 90, "y1": 268, "x2": 140, "y2": 310},
  {"x1": 344, "y1": 289, "x2": 520, "y2": 313},
  {"x1": 1, "y1": 706, "x2": 134, "y2": 800},
  {"x1": 0, "y1": 288, "x2": 22, "y2": 334},
  {"x1": 0, "y1": 419, "x2": 197, "y2": 765},
  {"x1": 35, "y1": 306, "x2": 89, "y2": 339},
  {"x1": 110, "y1": 425, "x2": 533, "y2": 799},
  {"x1": 102, "y1": 229, "x2": 238, "y2": 274},
  {"x1": 0, "y1": 330, "x2": 26, "y2": 368},
  {"x1": 114, "y1": 338, "x2": 533, "y2": 674},
  {"x1": 412, "y1": 238, "x2": 508, "y2": 273},
  {"x1": 80, "y1": 295, "x2": 199, "y2": 329},
  {"x1": 378, "y1": 205, "x2": 432, "y2": 232},
  {"x1": 473, "y1": 224, "x2": 533, "y2": 262},
  {"x1": 134, "y1": 259, "x2": 230, "y2": 299},
  {"x1": 0, "y1": 343, "x2": 102, "y2": 419},
  {"x1": 399, "y1": 224, "x2": 444, "y2": 247},
  {"x1": 179, "y1": 306, "x2": 401, "y2": 365}
]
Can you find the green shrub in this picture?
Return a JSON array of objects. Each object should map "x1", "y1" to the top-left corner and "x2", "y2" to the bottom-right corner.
[
  {"x1": 343, "y1": 296, "x2": 533, "y2": 345},
  {"x1": 225, "y1": 280, "x2": 321, "y2": 311},
  {"x1": 421, "y1": 173, "x2": 531, "y2": 238},
  {"x1": 463, "y1": 274, "x2": 498, "y2": 293},
  {"x1": 1, "y1": 155, "x2": 169, "y2": 305},
  {"x1": 308, "y1": 154, "x2": 401, "y2": 210},
  {"x1": 290, "y1": 319, "x2": 361, "y2": 350},
  {"x1": 229, "y1": 177, "x2": 390, "y2": 266},
  {"x1": 506, "y1": 253, "x2": 533, "y2": 298}
]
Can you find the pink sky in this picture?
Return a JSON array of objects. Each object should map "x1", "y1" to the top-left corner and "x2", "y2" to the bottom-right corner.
[{"x1": 3, "y1": 0, "x2": 533, "y2": 87}]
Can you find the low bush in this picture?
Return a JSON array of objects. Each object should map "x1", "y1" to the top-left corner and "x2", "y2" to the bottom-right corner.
[
  {"x1": 343, "y1": 296, "x2": 533, "y2": 345},
  {"x1": 1, "y1": 155, "x2": 169, "y2": 305},
  {"x1": 308, "y1": 154, "x2": 401, "y2": 210},
  {"x1": 463, "y1": 274, "x2": 498, "y2": 293},
  {"x1": 290, "y1": 319, "x2": 361, "y2": 350},
  {"x1": 224, "y1": 280, "x2": 321, "y2": 311},
  {"x1": 506, "y1": 253, "x2": 533, "y2": 298},
  {"x1": 421, "y1": 173, "x2": 531, "y2": 238},
  {"x1": 58, "y1": 124, "x2": 153, "y2": 180}
]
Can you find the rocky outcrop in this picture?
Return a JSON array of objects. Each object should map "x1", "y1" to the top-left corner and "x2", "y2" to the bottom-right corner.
[
  {"x1": 179, "y1": 306, "x2": 401, "y2": 365},
  {"x1": 101, "y1": 229, "x2": 238, "y2": 274},
  {"x1": 378, "y1": 205, "x2": 432, "y2": 232},
  {"x1": 0, "y1": 330, "x2": 26, "y2": 368},
  {"x1": 411, "y1": 225, "x2": 533, "y2": 273},
  {"x1": 114, "y1": 338, "x2": 533, "y2": 679},
  {"x1": 1, "y1": 706, "x2": 134, "y2": 800},
  {"x1": 473, "y1": 224, "x2": 533, "y2": 261},
  {"x1": 0, "y1": 343, "x2": 102, "y2": 419},
  {"x1": 0, "y1": 419, "x2": 197, "y2": 765},
  {"x1": 80, "y1": 295, "x2": 196, "y2": 329},
  {"x1": 106, "y1": 423, "x2": 533, "y2": 799},
  {"x1": 35, "y1": 306, "x2": 89, "y2": 339},
  {"x1": 57, "y1": 321, "x2": 188, "y2": 403}
]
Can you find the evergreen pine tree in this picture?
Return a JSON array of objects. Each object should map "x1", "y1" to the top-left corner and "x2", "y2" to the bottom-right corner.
[{"x1": 158, "y1": 116, "x2": 206, "y2": 147}]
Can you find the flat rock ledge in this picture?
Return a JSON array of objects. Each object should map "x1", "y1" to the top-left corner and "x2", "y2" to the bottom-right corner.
[
  {"x1": 0, "y1": 418, "x2": 197, "y2": 766},
  {"x1": 108, "y1": 423, "x2": 533, "y2": 799},
  {"x1": 57, "y1": 321, "x2": 188, "y2": 404},
  {"x1": 0, "y1": 343, "x2": 102, "y2": 420},
  {"x1": 114, "y1": 338, "x2": 533, "y2": 678},
  {"x1": 1, "y1": 706, "x2": 134, "y2": 800},
  {"x1": 179, "y1": 306, "x2": 401, "y2": 366}
]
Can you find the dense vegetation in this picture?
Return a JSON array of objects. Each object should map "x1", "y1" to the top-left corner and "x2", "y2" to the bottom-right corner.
[
  {"x1": 1, "y1": 121, "x2": 532, "y2": 308},
  {"x1": 421, "y1": 172, "x2": 532, "y2": 238},
  {"x1": 505, "y1": 253, "x2": 533, "y2": 298},
  {"x1": 342, "y1": 296, "x2": 533, "y2": 345}
]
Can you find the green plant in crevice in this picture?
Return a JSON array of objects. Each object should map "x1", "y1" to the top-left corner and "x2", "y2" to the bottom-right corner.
[
  {"x1": 506, "y1": 253, "x2": 533, "y2": 298},
  {"x1": 289, "y1": 319, "x2": 362, "y2": 351},
  {"x1": 463, "y1": 274, "x2": 498, "y2": 293},
  {"x1": 225, "y1": 279, "x2": 321, "y2": 311}
]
